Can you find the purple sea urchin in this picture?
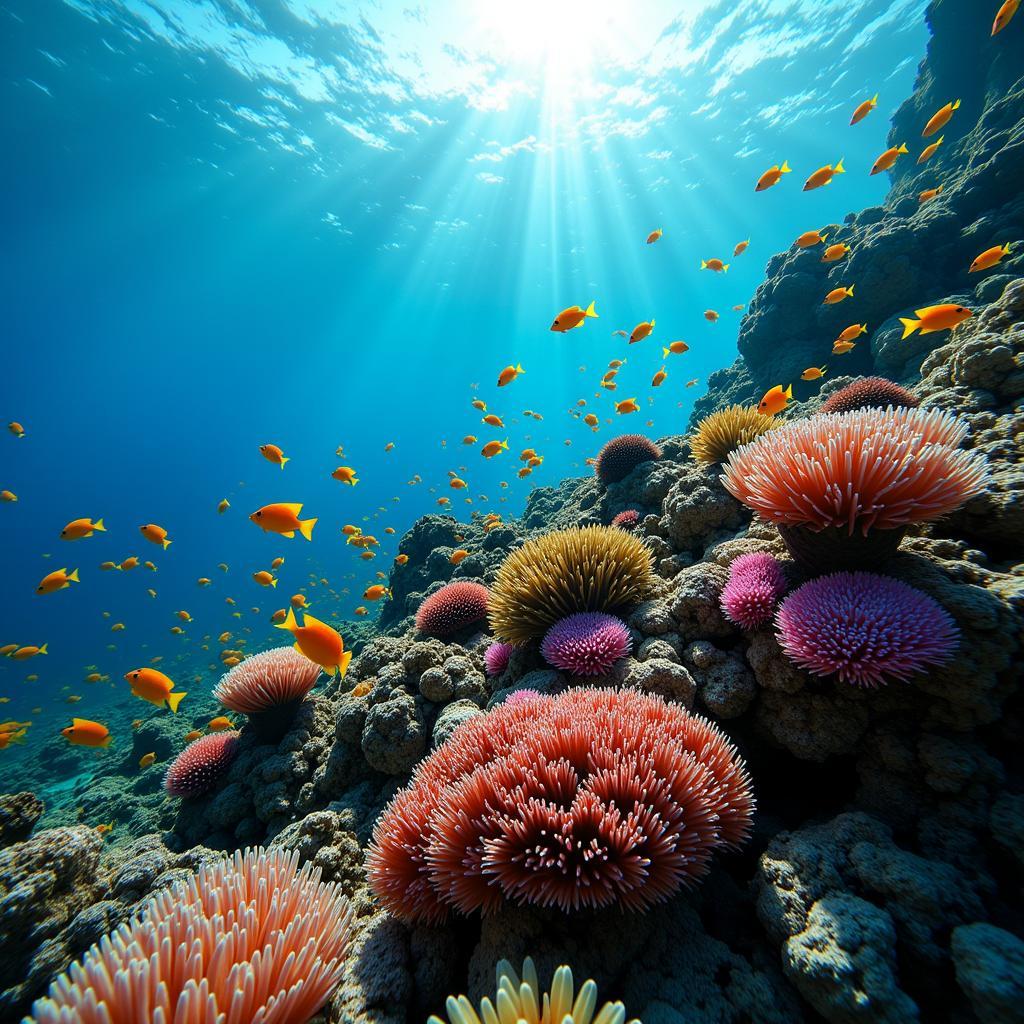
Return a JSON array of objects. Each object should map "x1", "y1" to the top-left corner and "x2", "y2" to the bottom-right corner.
[
  {"x1": 720, "y1": 552, "x2": 787, "y2": 629},
  {"x1": 484, "y1": 641, "x2": 513, "y2": 677},
  {"x1": 775, "y1": 571, "x2": 959, "y2": 687},
  {"x1": 540, "y1": 612, "x2": 632, "y2": 676},
  {"x1": 164, "y1": 731, "x2": 240, "y2": 798},
  {"x1": 595, "y1": 434, "x2": 662, "y2": 485}
]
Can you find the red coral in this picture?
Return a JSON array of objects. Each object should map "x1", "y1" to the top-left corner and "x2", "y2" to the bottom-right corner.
[
  {"x1": 820, "y1": 376, "x2": 920, "y2": 415},
  {"x1": 415, "y1": 581, "x2": 490, "y2": 638},
  {"x1": 611, "y1": 509, "x2": 640, "y2": 530},
  {"x1": 721, "y1": 407, "x2": 989, "y2": 535},
  {"x1": 367, "y1": 688, "x2": 754, "y2": 923},
  {"x1": 164, "y1": 731, "x2": 240, "y2": 798},
  {"x1": 595, "y1": 435, "x2": 662, "y2": 485}
]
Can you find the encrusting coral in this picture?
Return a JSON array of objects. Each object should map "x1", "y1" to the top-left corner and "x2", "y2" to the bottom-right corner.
[
  {"x1": 163, "y1": 730, "x2": 241, "y2": 797},
  {"x1": 689, "y1": 404, "x2": 778, "y2": 465},
  {"x1": 540, "y1": 612, "x2": 632, "y2": 676},
  {"x1": 366, "y1": 687, "x2": 754, "y2": 923},
  {"x1": 416, "y1": 581, "x2": 490, "y2": 639},
  {"x1": 595, "y1": 434, "x2": 662, "y2": 485},
  {"x1": 27, "y1": 847, "x2": 352, "y2": 1024},
  {"x1": 719, "y1": 552, "x2": 787, "y2": 630},
  {"x1": 488, "y1": 526, "x2": 655, "y2": 644},
  {"x1": 775, "y1": 571, "x2": 959, "y2": 687},
  {"x1": 819, "y1": 376, "x2": 920, "y2": 415},
  {"x1": 429, "y1": 957, "x2": 638, "y2": 1024}
]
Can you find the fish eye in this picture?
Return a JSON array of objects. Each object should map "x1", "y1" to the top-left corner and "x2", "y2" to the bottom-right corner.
[
  {"x1": 255, "y1": 510, "x2": 262, "y2": 517},
  {"x1": 956, "y1": 307, "x2": 965, "y2": 312}
]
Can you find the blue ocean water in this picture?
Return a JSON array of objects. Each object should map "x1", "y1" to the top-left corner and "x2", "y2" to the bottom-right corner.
[{"x1": 0, "y1": 0, "x2": 928, "y2": 771}]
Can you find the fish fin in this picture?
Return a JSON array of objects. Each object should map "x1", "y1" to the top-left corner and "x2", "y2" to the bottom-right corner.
[
  {"x1": 1004, "y1": 242, "x2": 1012, "y2": 254},
  {"x1": 662, "y1": 348, "x2": 669, "y2": 358},
  {"x1": 276, "y1": 607, "x2": 298, "y2": 633},
  {"x1": 834, "y1": 158, "x2": 845, "y2": 174},
  {"x1": 784, "y1": 384, "x2": 793, "y2": 398},
  {"x1": 651, "y1": 318, "x2": 655, "y2": 327},
  {"x1": 871, "y1": 93, "x2": 878, "y2": 104},
  {"x1": 72, "y1": 718, "x2": 90, "y2": 728},
  {"x1": 270, "y1": 578, "x2": 277, "y2": 587},
  {"x1": 820, "y1": 233, "x2": 829, "y2": 242},
  {"x1": 325, "y1": 664, "x2": 337, "y2": 677},
  {"x1": 281, "y1": 530, "x2": 296, "y2": 539},
  {"x1": 937, "y1": 184, "x2": 944, "y2": 193},
  {"x1": 516, "y1": 363, "x2": 524, "y2": 373},
  {"x1": 937, "y1": 135, "x2": 944, "y2": 144},
  {"x1": 919, "y1": 326, "x2": 940, "y2": 335},
  {"x1": 280, "y1": 457, "x2": 289, "y2": 468},
  {"x1": 723, "y1": 264, "x2": 730, "y2": 272},
  {"x1": 163, "y1": 539, "x2": 171, "y2": 549},
  {"x1": 898, "y1": 143, "x2": 908, "y2": 153},
  {"x1": 101, "y1": 736, "x2": 112, "y2": 748},
  {"x1": 585, "y1": 300, "x2": 598, "y2": 318},
  {"x1": 39, "y1": 643, "x2": 48, "y2": 655},
  {"x1": 299, "y1": 518, "x2": 317, "y2": 541},
  {"x1": 701, "y1": 259, "x2": 708, "y2": 269},
  {"x1": 501, "y1": 439, "x2": 509, "y2": 449},
  {"x1": 848, "y1": 285, "x2": 855, "y2": 296},
  {"x1": 781, "y1": 160, "x2": 791, "y2": 172},
  {"x1": 952, "y1": 98, "x2": 961, "y2": 110},
  {"x1": 68, "y1": 568, "x2": 80, "y2": 583},
  {"x1": 166, "y1": 691, "x2": 186, "y2": 713},
  {"x1": 301, "y1": 612, "x2": 328, "y2": 629},
  {"x1": 93, "y1": 519, "x2": 106, "y2": 532},
  {"x1": 338, "y1": 650, "x2": 353, "y2": 679},
  {"x1": 281, "y1": 503, "x2": 303, "y2": 514},
  {"x1": 900, "y1": 317, "x2": 920, "y2": 339}
]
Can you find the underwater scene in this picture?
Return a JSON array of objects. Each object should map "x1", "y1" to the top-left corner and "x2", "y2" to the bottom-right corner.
[{"x1": 1, "y1": 0, "x2": 1023, "y2": 1020}]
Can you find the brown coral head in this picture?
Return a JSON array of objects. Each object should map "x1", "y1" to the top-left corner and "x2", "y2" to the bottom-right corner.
[
  {"x1": 488, "y1": 525, "x2": 655, "y2": 644},
  {"x1": 820, "y1": 376, "x2": 920, "y2": 415},
  {"x1": 595, "y1": 434, "x2": 662, "y2": 485}
]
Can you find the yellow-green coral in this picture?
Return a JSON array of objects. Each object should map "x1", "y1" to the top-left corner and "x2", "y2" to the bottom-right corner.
[
  {"x1": 428, "y1": 958, "x2": 638, "y2": 1024},
  {"x1": 689, "y1": 404, "x2": 778, "y2": 465},
  {"x1": 488, "y1": 526, "x2": 655, "y2": 644}
]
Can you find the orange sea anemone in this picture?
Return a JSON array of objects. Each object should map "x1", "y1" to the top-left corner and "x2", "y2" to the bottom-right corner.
[
  {"x1": 28, "y1": 847, "x2": 352, "y2": 1024},
  {"x1": 213, "y1": 645, "x2": 321, "y2": 715}
]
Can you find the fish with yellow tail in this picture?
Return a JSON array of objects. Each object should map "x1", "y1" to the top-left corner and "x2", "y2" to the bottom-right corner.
[
  {"x1": 733, "y1": 239, "x2": 750, "y2": 256},
  {"x1": 835, "y1": 324, "x2": 869, "y2": 346},
  {"x1": 795, "y1": 229, "x2": 828, "y2": 249},
  {"x1": 629, "y1": 319, "x2": 655, "y2": 344},
  {"x1": 969, "y1": 243, "x2": 1011, "y2": 273},
  {"x1": 497, "y1": 363, "x2": 524, "y2": 387},
  {"x1": 822, "y1": 243, "x2": 851, "y2": 263},
  {"x1": 919, "y1": 185, "x2": 944, "y2": 203},
  {"x1": 870, "y1": 143, "x2": 908, "y2": 175},
  {"x1": 801, "y1": 366, "x2": 827, "y2": 381},
  {"x1": 550, "y1": 301, "x2": 598, "y2": 332},
  {"x1": 331, "y1": 466, "x2": 358, "y2": 485},
  {"x1": 700, "y1": 258, "x2": 729, "y2": 273},
  {"x1": 850, "y1": 93, "x2": 878, "y2": 125},
  {"x1": 824, "y1": 284, "x2": 854, "y2": 305},
  {"x1": 138, "y1": 752, "x2": 156, "y2": 769},
  {"x1": 249, "y1": 502, "x2": 318, "y2": 540},
  {"x1": 259, "y1": 443, "x2": 289, "y2": 468},
  {"x1": 124, "y1": 667, "x2": 187, "y2": 712},
  {"x1": 646, "y1": 229, "x2": 662, "y2": 244},
  {"x1": 60, "y1": 518, "x2": 105, "y2": 540},
  {"x1": 480, "y1": 439, "x2": 508, "y2": 459},
  {"x1": 755, "y1": 161, "x2": 790, "y2": 191},
  {"x1": 900, "y1": 304, "x2": 972, "y2": 338},
  {"x1": 61, "y1": 718, "x2": 111, "y2": 748},
  {"x1": 918, "y1": 135, "x2": 943, "y2": 164},
  {"x1": 36, "y1": 568, "x2": 79, "y2": 594},
  {"x1": 615, "y1": 397, "x2": 640, "y2": 415},
  {"x1": 923, "y1": 99, "x2": 960, "y2": 137},
  {"x1": 275, "y1": 607, "x2": 351, "y2": 677},
  {"x1": 803, "y1": 158, "x2": 844, "y2": 191},
  {"x1": 993, "y1": 0, "x2": 1020, "y2": 35},
  {"x1": 757, "y1": 384, "x2": 793, "y2": 417},
  {"x1": 140, "y1": 523, "x2": 171, "y2": 549},
  {"x1": 663, "y1": 341, "x2": 689, "y2": 356}
]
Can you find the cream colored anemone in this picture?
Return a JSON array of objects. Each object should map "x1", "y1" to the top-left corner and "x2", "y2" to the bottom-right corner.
[{"x1": 429, "y1": 957, "x2": 639, "y2": 1024}]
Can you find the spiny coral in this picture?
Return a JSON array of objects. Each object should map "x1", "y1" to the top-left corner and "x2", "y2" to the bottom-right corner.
[
  {"x1": 212, "y1": 646, "x2": 321, "y2": 714},
  {"x1": 28, "y1": 847, "x2": 352, "y2": 1024},
  {"x1": 720, "y1": 552, "x2": 787, "y2": 630},
  {"x1": 820, "y1": 376, "x2": 920, "y2": 415},
  {"x1": 595, "y1": 434, "x2": 662, "y2": 485},
  {"x1": 611, "y1": 508, "x2": 640, "y2": 530},
  {"x1": 429, "y1": 957, "x2": 638, "y2": 1024},
  {"x1": 367, "y1": 687, "x2": 754, "y2": 923},
  {"x1": 541, "y1": 612, "x2": 632, "y2": 676},
  {"x1": 489, "y1": 526, "x2": 655, "y2": 644},
  {"x1": 721, "y1": 407, "x2": 989, "y2": 535},
  {"x1": 775, "y1": 571, "x2": 959, "y2": 687},
  {"x1": 164, "y1": 730, "x2": 240, "y2": 798},
  {"x1": 484, "y1": 641, "x2": 512, "y2": 677},
  {"x1": 416, "y1": 581, "x2": 490, "y2": 639},
  {"x1": 690, "y1": 404, "x2": 778, "y2": 465}
]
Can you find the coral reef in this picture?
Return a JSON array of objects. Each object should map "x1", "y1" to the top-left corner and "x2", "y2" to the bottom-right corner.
[
  {"x1": 489, "y1": 526, "x2": 656, "y2": 643},
  {"x1": 540, "y1": 612, "x2": 632, "y2": 676},
  {"x1": 416, "y1": 581, "x2": 490, "y2": 639},
  {"x1": 595, "y1": 434, "x2": 662, "y2": 485},
  {"x1": 366, "y1": 688, "x2": 753, "y2": 923},
  {"x1": 690, "y1": 404, "x2": 777, "y2": 465}
]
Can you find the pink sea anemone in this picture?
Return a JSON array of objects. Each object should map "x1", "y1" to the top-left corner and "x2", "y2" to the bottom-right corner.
[
  {"x1": 611, "y1": 509, "x2": 641, "y2": 530},
  {"x1": 416, "y1": 581, "x2": 490, "y2": 639},
  {"x1": 28, "y1": 847, "x2": 352, "y2": 1024},
  {"x1": 720, "y1": 552, "x2": 787, "y2": 630},
  {"x1": 775, "y1": 571, "x2": 959, "y2": 687},
  {"x1": 484, "y1": 641, "x2": 513, "y2": 677},
  {"x1": 213, "y1": 646, "x2": 321, "y2": 714},
  {"x1": 595, "y1": 434, "x2": 662, "y2": 485},
  {"x1": 820, "y1": 376, "x2": 920, "y2": 415},
  {"x1": 164, "y1": 730, "x2": 240, "y2": 798},
  {"x1": 504, "y1": 688, "x2": 543, "y2": 706},
  {"x1": 540, "y1": 612, "x2": 632, "y2": 676},
  {"x1": 367, "y1": 687, "x2": 754, "y2": 923},
  {"x1": 721, "y1": 406, "x2": 989, "y2": 535}
]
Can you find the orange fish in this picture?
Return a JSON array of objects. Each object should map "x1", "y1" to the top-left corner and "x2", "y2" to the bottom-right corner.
[
  {"x1": 259, "y1": 444, "x2": 288, "y2": 469},
  {"x1": 629, "y1": 319, "x2": 655, "y2": 344},
  {"x1": 275, "y1": 608, "x2": 350, "y2": 676},
  {"x1": 824, "y1": 284, "x2": 854, "y2": 304},
  {"x1": 755, "y1": 162, "x2": 790, "y2": 191},
  {"x1": 291, "y1": 593, "x2": 309, "y2": 609},
  {"x1": 801, "y1": 366, "x2": 827, "y2": 381},
  {"x1": 993, "y1": 0, "x2": 1020, "y2": 34},
  {"x1": 0, "y1": 490, "x2": 15, "y2": 502},
  {"x1": 733, "y1": 239, "x2": 749, "y2": 256},
  {"x1": 462, "y1": 435, "x2": 478, "y2": 445},
  {"x1": 471, "y1": 400, "x2": 487, "y2": 412},
  {"x1": 450, "y1": 478, "x2": 467, "y2": 490},
  {"x1": 646, "y1": 229, "x2": 662, "y2": 244},
  {"x1": 923, "y1": 99, "x2": 960, "y2": 137},
  {"x1": 517, "y1": 467, "x2": 532, "y2": 479},
  {"x1": 900, "y1": 304, "x2": 972, "y2": 338},
  {"x1": 836, "y1": 324, "x2": 868, "y2": 345},
  {"x1": 138, "y1": 752, "x2": 156, "y2": 768},
  {"x1": 332, "y1": 466, "x2": 358, "y2": 485},
  {"x1": 850, "y1": 93, "x2": 878, "y2": 125},
  {"x1": 37, "y1": 568, "x2": 79, "y2": 594},
  {"x1": 207, "y1": 716, "x2": 234, "y2": 732},
  {"x1": 832, "y1": 340, "x2": 857, "y2": 355},
  {"x1": 395, "y1": 554, "x2": 409, "y2": 566},
  {"x1": 497, "y1": 363, "x2": 524, "y2": 387},
  {"x1": 803, "y1": 159, "x2": 844, "y2": 191},
  {"x1": 551, "y1": 301, "x2": 598, "y2": 332},
  {"x1": 8, "y1": 421, "x2": 25, "y2": 438},
  {"x1": 651, "y1": 367, "x2": 667, "y2": 387},
  {"x1": 700, "y1": 258, "x2": 729, "y2": 273},
  {"x1": 271, "y1": 556, "x2": 285, "y2": 569},
  {"x1": 870, "y1": 143, "x2": 908, "y2": 175},
  {"x1": 62, "y1": 717, "x2": 111, "y2": 748},
  {"x1": 449, "y1": 549, "x2": 469, "y2": 565},
  {"x1": 363, "y1": 584, "x2": 390, "y2": 601},
  {"x1": 481, "y1": 439, "x2": 508, "y2": 458},
  {"x1": 125, "y1": 667, "x2": 186, "y2": 711},
  {"x1": 140, "y1": 524, "x2": 171, "y2": 549},
  {"x1": 662, "y1": 342, "x2": 689, "y2": 357},
  {"x1": 822, "y1": 243, "x2": 850, "y2": 263},
  {"x1": 757, "y1": 384, "x2": 793, "y2": 417},
  {"x1": 197, "y1": 577, "x2": 211, "y2": 586},
  {"x1": 919, "y1": 185, "x2": 944, "y2": 203},
  {"x1": 253, "y1": 570, "x2": 278, "y2": 588},
  {"x1": 615, "y1": 397, "x2": 640, "y2": 415},
  {"x1": 969, "y1": 243, "x2": 1011, "y2": 273},
  {"x1": 704, "y1": 310, "x2": 719, "y2": 322},
  {"x1": 218, "y1": 498, "x2": 230, "y2": 514},
  {"x1": 917, "y1": 135, "x2": 944, "y2": 164},
  {"x1": 384, "y1": 442, "x2": 395, "y2": 452},
  {"x1": 184, "y1": 730, "x2": 203, "y2": 742},
  {"x1": 270, "y1": 609, "x2": 287, "y2": 624},
  {"x1": 60, "y1": 518, "x2": 106, "y2": 540},
  {"x1": 12, "y1": 644, "x2": 47, "y2": 660},
  {"x1": 685, "y1": 378, "x2": 699, "y2": 388},
  {"x1": 249, "y1": 503, "x2": 317, "y2": 540}
]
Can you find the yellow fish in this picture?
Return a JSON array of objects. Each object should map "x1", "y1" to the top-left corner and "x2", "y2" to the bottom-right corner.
[
  {"x1": 969, "y1": 243, "x2": 1010, "y2": 273},
  {"x1": 917, "y1": 135, "x2": 943, "y2": 164},
  {"x1": 253, "y1": 570, "x2": 278, "y2": 588},
  {"x1": 850, "y1": 93, "x2": 878, "y2": 125},
  {"x1": 249, "y1": 503, "x2": 317, "y2": 540},
  {"x1": 870, "y1": 143, "x2": 908, "y2": 175},
  {"x1": 550, "y1": 301, "x2": 598, "y2": 332},
  {"x1": 795, "y1": 229, "x2": 828, "y2": 249},
  {"x1": 497, "y1": 363, "x2": 524, "y2": 387},
  {"x1": 822, "y1": 243, "x2": 850, "y2": 263},
  {"x1": 138, "y1": 752, "x2": 156, "y2": 769},
  {"x1": 803, "y1": 159, "x2": 844, "y2": 191},
  {"x1": 140, "y1": 523, "x2": 171, "y2": 549},
  {"x1": 755, "y1": 162, "x2": 790, "y2": 191},
  {"x1": 832, "y1": 340, "x2": 857, "y2": 355},
  {"x1": 481, "y1": 439, "x2": 508, "y2": 458},
  {"x1": 757, "y1": 384, "x2": 793, "y2": 416},
  {"x1": 801, "y1": 366, "x2": 827, "y2": 381},
  {"x1": 835, "y1": 324, "x2": 868, "y2": 345},
  {"x1": 218, "y1": 498, "x2": 230, "y2": 514},
  {"x1": 0, "y1": 490, "x2": 16, "y2": 502},
  {"x1": 60, "y1": 518, "x2": 106, "y2": 540},
  {"x1": 275, "y1": 608, "x2": 350, "y2": 677},
  {"x1": 37, "y1": 568, "x2": 79, "y2": 594},
  {"x1": 331, "y1": 467, "x2": 358, "y2": 486},
  {"x1": 615, "y1": 397, "x2": 640, "y2": 414},
  {"x1": 125, "y1": 667, "x2": 186, "y2": 712},
  {"x1": 259, "y1": 443, "x2": 289, "y2": 468},
  {"x1": 923, "y1": 99, "x2": 959, "y2": 137},
  {"x1": 824, "y1": 284, "x2": 854, "y2": 304},
  {"x1": 900, "y1": 304, "x2": 972, "y2": 338}
]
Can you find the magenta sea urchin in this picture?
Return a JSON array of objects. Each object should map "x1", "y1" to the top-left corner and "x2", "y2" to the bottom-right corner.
[
  {"x1": 775, "y1": 571, "x2": 959, "y2": 687},
  {"x1": 540, "y1": 612, "x2": 632, "y2": 676},
  {"x1": 720, "y1": 552, "x2": 787, "y2": 630},
  {"x1": 164, "y1": 730, "x2": 241, "y2": 798},
  {"x1": 484, "y1": 641, "x2": 513, "y2": 677}
]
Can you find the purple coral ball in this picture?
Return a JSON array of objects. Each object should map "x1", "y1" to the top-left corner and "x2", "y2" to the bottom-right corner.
[
  {"x1": 775, "y1": 571, "x2": 959, "y2": 687},
  {"x1": 540, "y1": 612, "x2": 632, "y2": 676},
  {"x1": 504, "y1": 687, "x2": 544, "y2": 707},
  {"x1": 611, "y1": 509, "x2": 640, "y2": 531},
  {"x1": 484, "y1": 641, "x2": 513, "y2": 677},
  {"x1": 720, "y1": 552, "x2": 787, "y2": 629}
]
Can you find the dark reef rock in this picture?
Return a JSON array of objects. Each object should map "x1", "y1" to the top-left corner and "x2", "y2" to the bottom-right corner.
[{"x1": 0, "y1": 792, "x2": 44, "y2": 846}]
